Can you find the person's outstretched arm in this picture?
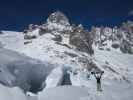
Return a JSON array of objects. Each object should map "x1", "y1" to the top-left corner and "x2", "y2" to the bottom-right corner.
[
  {"x1": 100, "y1": 71, "x2": 104, "y2": 79},
  {"x1": 93, "y1": 73, "x2": 97, "y2": 79}
]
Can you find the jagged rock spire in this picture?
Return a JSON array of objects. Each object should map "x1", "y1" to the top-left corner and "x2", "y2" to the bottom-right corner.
[{"x1": 47, "y1": 11, "x2": 70, "y2": 25}]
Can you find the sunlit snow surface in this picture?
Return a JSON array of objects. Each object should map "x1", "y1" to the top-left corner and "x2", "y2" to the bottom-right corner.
[
  {"x1": 70, "y1": 49, "x2": 133, "y2": 100},
  {"x1": 0, "y1": 84, "x2": 27, "y2": 100},
  {"x1": 0, "y1": 31, "x2": 133, "y2": 100}
]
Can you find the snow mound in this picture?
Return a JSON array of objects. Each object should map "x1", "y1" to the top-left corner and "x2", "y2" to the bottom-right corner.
[
  {"x1": 0, "y1": 84, "x2": 27, "y2": 100},
  {"x1": 38, "y1": 86, "x2": 88, "y2": 100}
]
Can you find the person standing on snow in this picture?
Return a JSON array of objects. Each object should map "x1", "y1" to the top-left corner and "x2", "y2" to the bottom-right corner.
[{"x1": 91, "y1": 71, "x2": 104, "y2": 91}]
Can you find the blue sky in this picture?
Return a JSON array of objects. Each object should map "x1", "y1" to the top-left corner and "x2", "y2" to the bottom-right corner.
[{"x1": 0, "y1": 0, "x2": 133, "y2": 31}]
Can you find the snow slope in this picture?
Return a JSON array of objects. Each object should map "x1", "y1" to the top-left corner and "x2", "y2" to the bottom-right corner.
[
  {"x1": 70, "y1": 49, "x2": 133, "y2": 100},
  {"x1": 0, "y1": 31, "x2": 24, "y2": 50},
  {"x1": 94, "y1": 49, "x2": 133, "y2": 82},
  {"x1": 38, "y1": 84, "x2": 133, "y2": 100},
  {"x1": 0, "y1": 30, "x2": 133, "y2": 100},
  {"x1": 0, "y1": 84, "x2": 27, "y2": 100},
  {"x1": 0, "y1": 30, "x2": 90, "y2": 69},
  {"x1": 39, "y1": 86, "x2": 88, "y2": 100}
]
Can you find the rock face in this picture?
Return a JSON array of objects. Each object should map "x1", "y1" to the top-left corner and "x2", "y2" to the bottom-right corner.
[
  {"x1": 23, "y1": 11, "x2": 133, "y2": 55},
  {"x1": 91, "y1": 21, "x2": 133, "y2": 54},
  {"x1": 70, "y1": 25, "x2": 94, "y2": 55}
]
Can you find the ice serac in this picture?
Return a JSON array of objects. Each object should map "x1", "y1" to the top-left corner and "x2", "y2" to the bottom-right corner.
[
  {"x1": 0, "y1": 48, "x2": 54, "y2": 93},
  {"x1": 44, "y1": 67, "x2": 64, "y2": 89}
]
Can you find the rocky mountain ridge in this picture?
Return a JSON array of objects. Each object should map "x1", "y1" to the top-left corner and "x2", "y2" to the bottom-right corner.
[{"x1": 23, "y1": 11, "x2": 133, "y2": 54}]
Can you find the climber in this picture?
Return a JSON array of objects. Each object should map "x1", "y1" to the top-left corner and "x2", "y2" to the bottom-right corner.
[{"x1": 91, "y1": 71, "x2": 104, "y2": 91}]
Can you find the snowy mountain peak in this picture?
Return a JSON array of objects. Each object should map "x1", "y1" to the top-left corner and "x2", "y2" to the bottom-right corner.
[
  {"x1": 47, "y1": 11, "x2": 70, "y2": 26},
  {"x1": 35, "y1": 11, "x2": 72, "y2": 33}
]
